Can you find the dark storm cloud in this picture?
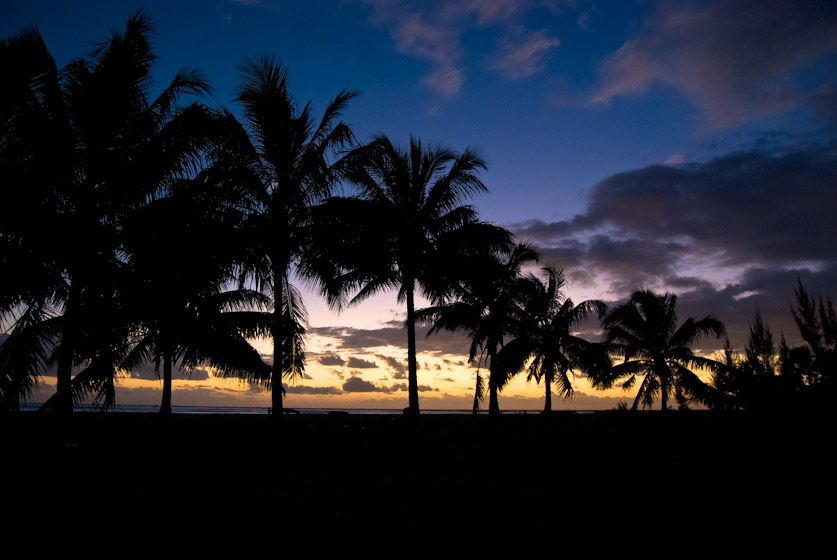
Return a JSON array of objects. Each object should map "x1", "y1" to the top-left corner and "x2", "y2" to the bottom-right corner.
[
  {"x1": 282, "y1": 384, "x2": 342, "y2": 395},
  {"x1": 346, "y1": 356, "x2": 377, "y2": 369},
  {"x1": 516, "y1": 145, "x2": 837, "y2": 270},
  {"x1": 513, "y1": 143, "x2": 837, "y2": 349},
  {"x1": 591, "y1": 0, "x2": 837, "y2": 127},
  {"x1": 583, "y1": 149, "x2": 837, "y2": 264}
]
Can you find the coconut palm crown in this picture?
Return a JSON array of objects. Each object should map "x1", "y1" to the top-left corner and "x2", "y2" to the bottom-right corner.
[
  {"x1": 594, "y1": 289, "x2": 726, "y2": 410},
  {"x1": 417, "y1": 242, "x2": 537, "y2": 415},
  {"x1": 495, "y1": 265, "x2": 609, "y2": 413},
  {"x1": 1, "y1": 12, "x2": 213, "y2": 413},
  {"x1": 215, "y1": 55, "x2": 357, "y2": 417},
  {"x1": 330, "y1": 135, "x2": 511, "y2": 416}
]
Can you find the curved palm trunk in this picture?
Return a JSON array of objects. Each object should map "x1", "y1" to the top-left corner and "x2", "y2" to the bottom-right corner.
[
  {"x1": 472, "y1": 372, "x2": 484, "y2": 415},
  {"x1": 160, "y1": 352, "x2": 173, "y2": 416},
  {"x1": 488, "y1": 346, "x2": 501, "y2": 416},
  {"x1": 543, "y1": 372, "x2": 552, "y2": 414},
  {"x1": 405, "y1": 282, "x2": 420, "y2": 417}
]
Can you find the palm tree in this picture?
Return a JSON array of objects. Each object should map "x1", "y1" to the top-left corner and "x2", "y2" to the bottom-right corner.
[
  {"x1": 593, "y1": 289, "x2": 726, "y2": 410},
  {"x1": 417, "y1": 242, "x2": 536, "y2": 415},
  {"x1": 0, "y1": 12, "x2": 212, "y2": 413},
  {"x1": 121, "y1": 177, "x2": 271, "y2": 415},
  {"x1": 325, "y1": 136, "x2": 510, "y2": 417},
  {"x1": 1, "y1": 26, "x2": 66, "y2": 411},
  {"x1": 216, "y1": 56, "x2": 357, "y2": 418},
  {"x1": 495, "y1": 266, "x2": 608, "y2": 413}
]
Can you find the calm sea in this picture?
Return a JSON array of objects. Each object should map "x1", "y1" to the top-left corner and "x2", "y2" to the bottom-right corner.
[{"x1": 17, "y1": 403, "x2": 571, "y2": 415}]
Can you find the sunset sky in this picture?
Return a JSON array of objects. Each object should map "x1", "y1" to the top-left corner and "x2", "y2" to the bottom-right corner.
[{"x1": 3, "y1": 0, "x2": 836, "y2": 410}]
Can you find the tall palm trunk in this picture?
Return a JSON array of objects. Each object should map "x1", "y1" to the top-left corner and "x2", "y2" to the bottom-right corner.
[
  {"x1": 55, "y1": 320, "x2": 74, "y2": 416},
  {"x1": 272, "y1": 298, "x2": 284, "y2": 421},
  {"x1": 658, "y1": 362, "x2": 668, "y2": 411},
  {"x1": 160, "y1": 351, "x2": 173, "y2": 416},
  {"x1": 543, "y1": 372, "x2": 552, "y2": 414},
  {"x1": 405, "y1": 281, "x2": 419, "y2": 417},
  {"x1": 661, "y1": 377, "x2": 668, "y2": 411},
  {"x1": 488, "y1": 345, "x2": 501, "y2": 416}
]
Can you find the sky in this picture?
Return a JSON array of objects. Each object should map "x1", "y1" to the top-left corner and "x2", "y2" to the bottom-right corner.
[{"x1": 3, "y1": 0, "x2": 837, "y2": 410}]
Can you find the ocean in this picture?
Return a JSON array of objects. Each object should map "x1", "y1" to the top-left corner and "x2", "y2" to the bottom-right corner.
[{"x1": 17, "y1": 403, "x2": 569, "y2": 415}]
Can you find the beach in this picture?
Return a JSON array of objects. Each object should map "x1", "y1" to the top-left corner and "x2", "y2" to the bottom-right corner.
[{"x1": 2, "y1": 411, "x2": 833, "y2": 558}]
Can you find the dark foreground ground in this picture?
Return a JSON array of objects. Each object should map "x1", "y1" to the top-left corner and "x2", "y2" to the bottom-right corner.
[{"x1": 2, "y1": 411, "x2": 834, "y2": 558}]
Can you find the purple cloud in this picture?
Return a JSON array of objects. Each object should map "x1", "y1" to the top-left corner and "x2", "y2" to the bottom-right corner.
[
  {"x1": 489, "y1": 29, "x2": 560, "y2": 80},
  {"x1": 590, "y1": 1, "x2": 837, "y2": 127}
]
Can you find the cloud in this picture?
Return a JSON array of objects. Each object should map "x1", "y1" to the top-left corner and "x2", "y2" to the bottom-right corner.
[
  {"x1": 393, "y1": 11, "x2": 463, "y2": 96},
  {"x1": 342, "y1": 376, "x2": 390, "y2": 393},
  {"x1": 512, "y1": 141, "x2": 837, "y2": 348},
  {"x1": 390, "y1": 383, "x2": 439, "y2": 392},
  {"x1": 124, "y1": 362, "x2": 211, "y2": 381},
  {"x1": 347, "y1": 356, "x2": 377, "y2": 369},
  {"x1": 517, "y1": 143, "x2": 837, "y2": 269},
  {"x1": 317, "y1": 354, "x2": 345, "y2": 366},
  {"x1": 312, "y1": 322, "x2": 470, "y2": 357},
  {"x1": 489, "y1": 29, "x2": 560, "y2": 80},
  {"x1": 355, "y1": 0, "x2": 577, "y2": 96},
  {"x1": 456, "y1": 0, "x2": 532, "y2": 25},
  {"x1": 375, "y1": 354, "x2": 406, "y2": 378},
  {"x1": 282, "y1": 384, "x2": 343, "y2": 395},
  {"x1": 590, "y1": 0, "x2": 837, "y2": 127}
]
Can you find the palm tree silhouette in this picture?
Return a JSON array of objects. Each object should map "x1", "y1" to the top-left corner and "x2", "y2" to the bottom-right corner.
[
  {"x1": 121, "y1": 177, "x2": 271, "y2": 415},
  {"x1": 495, "y1": 266, "x2": 608, "y2": 413},
  {"x1": 328, "y1": 136, "x2": 508, "y2": 417},
  {"x1": 418, "y1": 242, "x2": 536, "y2": 415},
  {"x1": 216, "y1": 56, "x2": 357, "y2": 418},
  {"x1": 594, "y1": 289, "x2": 726, "y2": 410},
  {"x1": 1, "y1": 12, "x2": 211, "y2": 413}
]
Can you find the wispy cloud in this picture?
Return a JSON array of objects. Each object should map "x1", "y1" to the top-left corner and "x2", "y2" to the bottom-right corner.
[
  {"x1": 489, "y1": 29, "x2": 560, "y2": 80},
  {"x1": 353, "y1": 0, "x2": 575, "y2": 96},
  {"x1": 590, "y1": 0, "x2": 837, "y2": 127}
]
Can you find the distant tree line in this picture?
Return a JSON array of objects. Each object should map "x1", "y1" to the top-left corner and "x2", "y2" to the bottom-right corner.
[
  {"x1": 1, "y1": 12, "x2": 832, "y2": 417},
  {"x1": 711, "y1": 281, "x2": 836, "y2": 411}
]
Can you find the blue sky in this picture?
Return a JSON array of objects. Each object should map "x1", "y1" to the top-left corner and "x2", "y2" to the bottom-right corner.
[{"x1": 4, "y1": 0, "x2": 837, "y2": 408}]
